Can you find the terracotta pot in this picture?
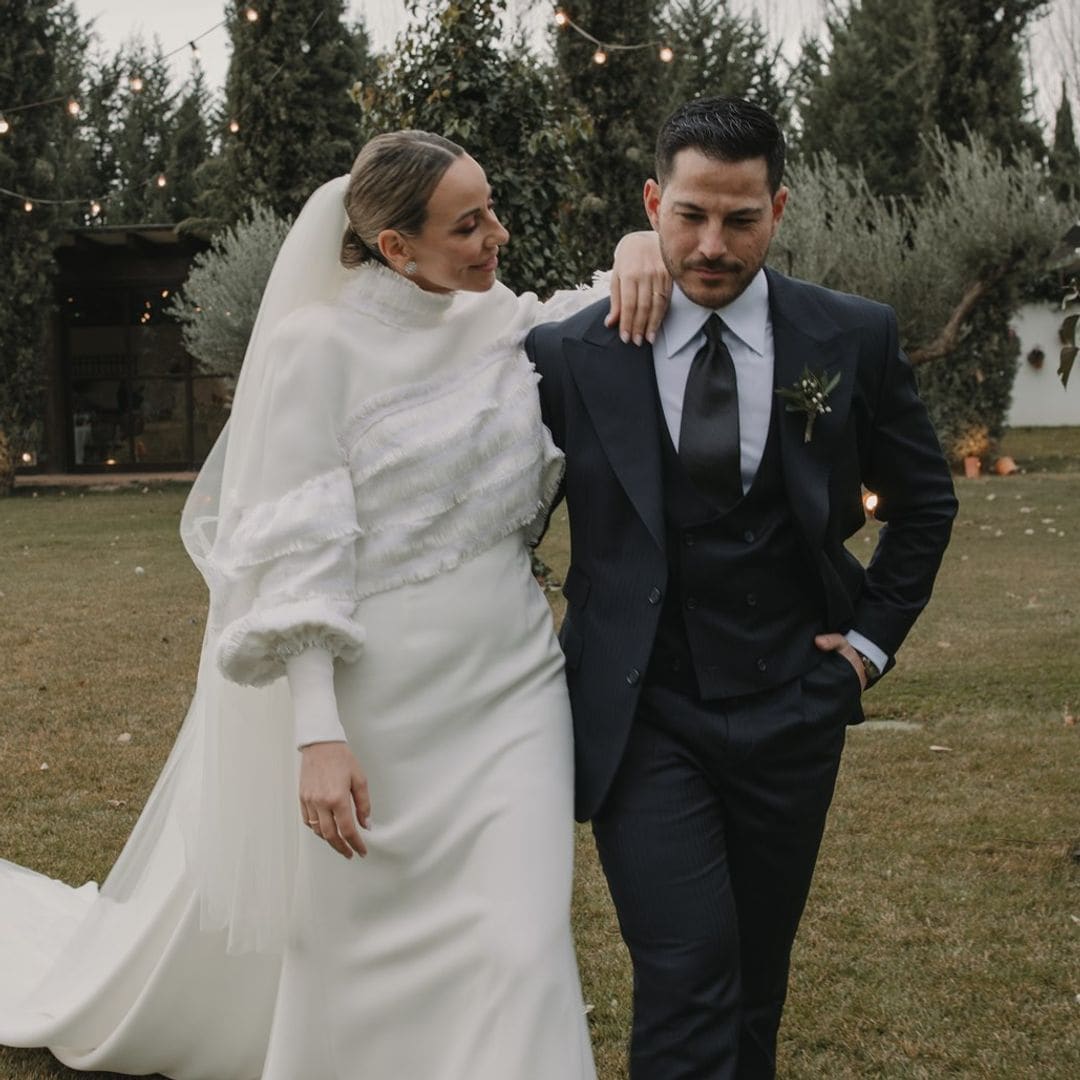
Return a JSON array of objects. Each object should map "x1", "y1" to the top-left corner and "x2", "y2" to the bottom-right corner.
[{"x1": 963, "y1": 455, "x2": 981, "y2": 478}]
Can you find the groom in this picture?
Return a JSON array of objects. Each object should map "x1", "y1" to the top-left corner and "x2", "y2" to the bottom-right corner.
[{"x1": 526, "y1": 97, "x2": 957, "y2": 1078}]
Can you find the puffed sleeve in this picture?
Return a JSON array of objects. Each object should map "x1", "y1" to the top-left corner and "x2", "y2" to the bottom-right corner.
[{"x1": 206, "y1": 308, "x2": 366, "y2": 687}]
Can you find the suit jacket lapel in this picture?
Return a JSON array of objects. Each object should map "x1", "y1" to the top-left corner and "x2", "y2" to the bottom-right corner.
[
  {"x1": 564, "y1": 322, "x2": 665, "y2": 552},
  {"x1": 767, "y1": 268, "x2": 854, "y2": 548}
]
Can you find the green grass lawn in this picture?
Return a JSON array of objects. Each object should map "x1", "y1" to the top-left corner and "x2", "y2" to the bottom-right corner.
[{"x1": 2, "y1": 428, "x2": 1078, "y2": 1078}]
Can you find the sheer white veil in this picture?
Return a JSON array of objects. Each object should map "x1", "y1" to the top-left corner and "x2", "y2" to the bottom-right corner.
[{"x1": 175, "y1": 174, "x2": 352, "y2": 953}]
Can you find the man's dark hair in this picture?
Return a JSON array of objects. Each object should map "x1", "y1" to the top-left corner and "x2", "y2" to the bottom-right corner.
[{"x1": 655, "y1": 97, "x2": 785, "y2": 193}]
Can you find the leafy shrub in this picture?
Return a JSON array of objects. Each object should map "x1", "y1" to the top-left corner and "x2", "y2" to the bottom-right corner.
[
  {"x1": 775, "y1": 135, "x2": 1073, "y2": 462},
  {"x1": 168, "y1": 202, "x2": 292, "y2": 376}
]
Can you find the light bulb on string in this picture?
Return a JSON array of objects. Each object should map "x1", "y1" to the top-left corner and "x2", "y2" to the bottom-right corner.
[
  {"x1": 659, "y1": 45, "x2": 675, "y2": 63},
  {"x1": 66, "y1": 99, "x2": 81, "y2": 117},
  {"x1": 130, "y1": 74, "x2": 144, "y2": 92},
  {"x1": 554, "y1": 8, "x2": 569, "y2": 26},
  {"x1": 228, "y1": 119, "x2": 240, "y2": 134},
  {"x1": 23, "y1": 200, "x2": 34, "y2": 212},
  {"x1": 0, "y1": 116, "x2": 10, "y2": 135},
  {"x1": 592, "y1": 48, "x2": 608, "y2": 65},
  {"x1": 244, "y1": 6, "x2": 260, "y2": 22},
  {"x1": 156, "y1": 173, "x2": 168, "y2": 188},
  {"x1": 189, "y1": 41, "x2": 200, "y2": 58},
  {"x1": 89, "y1": 200, "x2": 102, "y2": 217}
]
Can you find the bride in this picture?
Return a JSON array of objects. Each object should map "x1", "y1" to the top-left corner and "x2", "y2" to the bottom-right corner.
[{"x1": 0, "y1": 130, "x2": 668, "y2": 1078}]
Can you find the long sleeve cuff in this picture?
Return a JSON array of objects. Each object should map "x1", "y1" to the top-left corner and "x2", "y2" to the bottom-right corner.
[
  {"x1": 285, "y1": 648, "x2": 348, "y2": 749},
  {"x1": 845, "y1": 630, "x2": 889, "y2": 673}
]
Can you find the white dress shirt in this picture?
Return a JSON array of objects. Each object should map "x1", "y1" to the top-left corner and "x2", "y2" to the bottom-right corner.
[{"x1": 652, "y1": 269, "x2": 888, "y2": 672}]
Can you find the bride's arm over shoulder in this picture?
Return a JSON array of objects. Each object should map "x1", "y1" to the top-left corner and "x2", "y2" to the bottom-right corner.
[{"x1": 515, "y1": 231, "x2": 670, "y2": 344}]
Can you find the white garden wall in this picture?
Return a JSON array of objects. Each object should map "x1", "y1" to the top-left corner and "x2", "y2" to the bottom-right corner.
[{"x1": 1008, "y1": 301, "x2": 1078, "y2": 427}]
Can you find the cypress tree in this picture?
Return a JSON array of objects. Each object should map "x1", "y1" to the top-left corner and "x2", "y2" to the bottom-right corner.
[
  {"x1": 930, "y1": 0, "x2": 1047, "y2": 163},
  {"x1": 795, "y1": 0, "x2": 937, "y2": 196},
  {"x1": 1048, "y1": 81, "x2": 1080, "y2": 204},
  {"x1": 0, "y1": 1, "x2": 90, "y2": 467},
  {"x1": 553, "y1": 0, "x2": 668, "y2": 270},
  {"x1": 797, "y1": 0, "x2": 1049, "y2": 198},
  {"x1": 107, "y1": 39, "x2": 176, "y2": 223},
  {"x1": 195, "y1": 0, "x2": 365, "y2": 230},
  {"x1": 168, "y1": 61, "x2": 213, "y2": 224},
  {"x1": 659, "y1": 0, "x2": 788, "y2": 125}
]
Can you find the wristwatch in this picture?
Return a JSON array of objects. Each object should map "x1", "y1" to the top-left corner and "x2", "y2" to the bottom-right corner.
[{"x1": 854, "y1": 650, "x2": 882, "y2": 687}]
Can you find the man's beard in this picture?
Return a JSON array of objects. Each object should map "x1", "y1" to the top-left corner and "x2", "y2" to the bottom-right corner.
[{"x1": 672, "y1": 254, "x2": 759, "y2": 308}]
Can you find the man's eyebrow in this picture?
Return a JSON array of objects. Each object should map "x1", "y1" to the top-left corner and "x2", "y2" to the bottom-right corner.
[{"x1": 671, "y1": 200, "x2": 763, "y2": 216}]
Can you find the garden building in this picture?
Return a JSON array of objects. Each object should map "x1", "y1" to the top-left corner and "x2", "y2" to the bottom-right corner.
[{"x1": 35, "y1": 225, "x2": 225, "y2": 473}]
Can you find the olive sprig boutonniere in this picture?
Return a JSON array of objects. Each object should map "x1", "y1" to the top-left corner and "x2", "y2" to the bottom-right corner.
[{"x1": 776, "y1": 366, "x2": 841, "y2": 443}]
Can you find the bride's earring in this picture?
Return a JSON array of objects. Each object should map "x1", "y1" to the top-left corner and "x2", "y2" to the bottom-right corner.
[{"x1": 404, "y1": 259, "x2": 418, "y2": 276}]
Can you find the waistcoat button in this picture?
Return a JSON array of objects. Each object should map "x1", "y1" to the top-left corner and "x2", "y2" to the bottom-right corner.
[
  {"x1": 648, "y1": 587, "x2": 662, "y2": 604},
  {"x1": 746, "y1": 592, "x2": 758, "y2": 607},
  {"x1": 743, "y1": 529, "x2": 755, "y2": 543},
  {"x1": 685, "y1": 596, "x2": 698, "y2": 611},
  {"x1": 756, "y1": 658, "x2": 768, "y2": 672},
  {"x1": 626, "y1": 668, "x2": 641, "y2": 686}
]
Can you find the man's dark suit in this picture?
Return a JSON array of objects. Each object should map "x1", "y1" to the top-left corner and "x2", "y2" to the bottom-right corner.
[{"x1": 525, "y1": 266, "x2": 958, "y2": 1078}]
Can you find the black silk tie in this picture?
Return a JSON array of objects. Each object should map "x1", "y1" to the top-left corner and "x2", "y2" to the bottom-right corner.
[{"x1": 678, "y1": 313, "x2": 742, "y2": 507}]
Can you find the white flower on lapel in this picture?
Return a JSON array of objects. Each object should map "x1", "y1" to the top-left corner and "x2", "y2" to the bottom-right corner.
[{"x1": 776, "y1": 366, "x2": 841, "y2": 444}]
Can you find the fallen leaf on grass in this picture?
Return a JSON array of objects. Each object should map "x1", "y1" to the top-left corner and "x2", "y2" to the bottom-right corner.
[
  {"x1": 117, "y1": 732, "x2": 132, "y2": 744},
  {"x1": 929, "y1": 745, "x2": 954, "y2": 752},
  {"x1": 106, "y1": 799, "x2": 127, "y2": 808},
  {"x1": 39, "y1": 763, "x2": 49, "y2": 771}
]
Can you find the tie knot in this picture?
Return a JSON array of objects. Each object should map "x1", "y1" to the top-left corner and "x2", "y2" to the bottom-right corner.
[{"x1": 703, "y1": 313, "x2": 725, "y2": 345}]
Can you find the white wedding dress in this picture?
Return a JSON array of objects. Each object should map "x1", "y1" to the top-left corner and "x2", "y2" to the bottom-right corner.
[{"x1": 0, "y1": 259, "x2": 600, "y2": 1079}]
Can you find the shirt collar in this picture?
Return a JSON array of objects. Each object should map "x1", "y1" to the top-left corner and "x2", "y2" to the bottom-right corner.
[{"x1": 662, "y1": 268, "x2": 770, "y2": 358}]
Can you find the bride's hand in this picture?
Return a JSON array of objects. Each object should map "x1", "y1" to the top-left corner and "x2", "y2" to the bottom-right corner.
[
  {"x1": 606, "y1": 230, "x2": 671, "y2": 346},
  {"x1": 299, "y1": 742, "x2": 372, "y2": 859}
]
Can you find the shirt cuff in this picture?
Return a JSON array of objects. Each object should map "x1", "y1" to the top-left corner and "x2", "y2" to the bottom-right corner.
[
  {"x1": 285, "y1": 648, "x2": 348, "y2": 748},
  {"x1": 844, "y1": 630, "x2": 889, "y2": 673}
]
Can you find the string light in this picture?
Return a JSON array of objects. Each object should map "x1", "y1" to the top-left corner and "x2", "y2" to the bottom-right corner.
[
  {"x1": 555, "y1": 7, "x2": 676, "y2": 67},
  {"x1": 1, "y1": 8, "x2": 322, "y2": 211},
  {"x1": 0, "y1": 14, "x2": 228, "y2": 128}
]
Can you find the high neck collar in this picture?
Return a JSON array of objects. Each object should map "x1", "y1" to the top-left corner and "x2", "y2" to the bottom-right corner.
[{"x1": 338, "y1": 260, "x2": 458, "y2": 328}]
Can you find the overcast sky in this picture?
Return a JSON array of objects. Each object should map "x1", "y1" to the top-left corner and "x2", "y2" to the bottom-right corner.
[{"x1": 71, "y1": 0, "x2": 1067, "y2": 127}]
